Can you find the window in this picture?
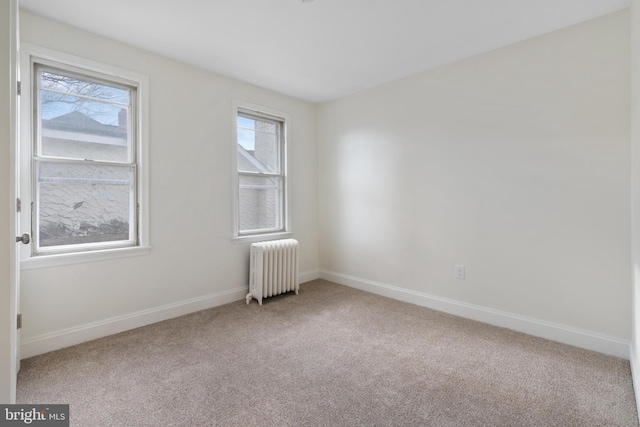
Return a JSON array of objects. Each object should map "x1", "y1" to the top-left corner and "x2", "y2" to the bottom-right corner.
[
  {"x1": 33, "y1": 64, "x2": 137, "y2": 253},
  {"x1": 21, "y1": 44, "x2": 149, "y2": 266},
  {"x1": 234, "y1": 105, "x2": 289, "y2": 238}
]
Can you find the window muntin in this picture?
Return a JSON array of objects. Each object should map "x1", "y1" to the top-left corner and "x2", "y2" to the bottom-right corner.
[
  {"x1": 236, "y1": 110, "x2": 286, "y2": 235},
  {"x1": 33, "y1": 63, "x2": 138, "y2": 254}
]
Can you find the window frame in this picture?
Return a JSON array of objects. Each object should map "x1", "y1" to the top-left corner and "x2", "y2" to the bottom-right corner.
[
  {"x1": 20, "y1": 44, "x2": 150, "y2": 269},
  {"x1": 231, "y1": 101, "x2": 291, "y2": 242}
]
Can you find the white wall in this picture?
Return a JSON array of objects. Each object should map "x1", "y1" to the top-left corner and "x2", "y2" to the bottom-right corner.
[
  {"x1": 318, "y1": 11, "x2": 631, "y2": 352},
  {"x1": 17, "y1": 8, "x2": 633, "y2": 362},
  {"x1": 19, "y1": 11, "x2": 319, "y2": 357},
  {"x1": 630, "y1": 0, "x2": 640, "y2": 413}
]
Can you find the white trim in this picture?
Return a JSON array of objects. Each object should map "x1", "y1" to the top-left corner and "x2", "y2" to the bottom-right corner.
[
  {"x1": 20, "y1": 43, "x2": 146, "y2": 89},
  {"x1": 630, "y1": 346, "x2": 640, "y2": 421},
  {"x1": 20, "y1": 286, "x2": 248, "y2": 358},
  {"x1": 299, "y1": 269, "x2": 320, "y2": 284},
  {"x1": 19, "y1": 43, "x2": 150, "y2": 264},
  {"x1": 231, "y1": 100, "x2": 291, "y2": 239},
  {"x1": 320, "y1": 270, "x2": 631, "y2": 359},
  {"x1": 232, "y1": 231, "x2": 293, "y2": 244},
  {"x1": 2, "y1": 0, "x2": 19, "y2": 404},
  {"x1": 20, "y1": 269, "x2": 316, "y2": 358},
  {"x1": 21, "y1": 245, "x2": 151, "y2": 270}
]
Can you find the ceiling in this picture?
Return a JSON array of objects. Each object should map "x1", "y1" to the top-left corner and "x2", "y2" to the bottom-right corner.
[{"x1": 19, "y1": 0, "x2": 632, "y2": 103}]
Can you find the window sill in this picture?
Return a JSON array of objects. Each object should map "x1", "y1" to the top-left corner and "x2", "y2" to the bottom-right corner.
[
  {"x1": 232, "y1": 231, "x2": 293, "y2": 244},
  {"x1": 21, "y1": 246, "x2": 151, "y2": 270}
]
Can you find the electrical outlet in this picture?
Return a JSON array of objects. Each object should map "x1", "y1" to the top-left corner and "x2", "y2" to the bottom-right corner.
[{"x1": 455, "y1": 264, "x2": 465, "y2": 280}]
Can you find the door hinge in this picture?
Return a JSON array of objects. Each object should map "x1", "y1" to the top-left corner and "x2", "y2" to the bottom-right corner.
[
  {"x1": 17, "y1": 81, "x2": 21, "y2": 96},
  {"x1": 17, "y1": 314, "x2": 22, "y2": 330}
]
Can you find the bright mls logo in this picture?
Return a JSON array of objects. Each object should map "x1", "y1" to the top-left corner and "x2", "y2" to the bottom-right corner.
[{"x1": 0, "y1": 405, "x2": 68, "y2": 426}]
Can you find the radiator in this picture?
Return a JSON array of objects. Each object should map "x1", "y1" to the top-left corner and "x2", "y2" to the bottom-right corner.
[{"x1": 246, "y1": 239, "x2": 299, "y2": 305}]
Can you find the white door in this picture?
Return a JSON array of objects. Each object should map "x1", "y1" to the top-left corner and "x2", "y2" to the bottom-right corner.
[
  {"x1": 13, "y1": 2, "x2": 23, "y2": 377},
  {"x1": 1, "y1": 0, "x2": 20, "y2": 404}
]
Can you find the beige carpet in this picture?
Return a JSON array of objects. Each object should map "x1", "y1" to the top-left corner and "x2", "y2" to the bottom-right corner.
[{"x1": 17, "y1": 280, "x2": 639, "y2": 426}]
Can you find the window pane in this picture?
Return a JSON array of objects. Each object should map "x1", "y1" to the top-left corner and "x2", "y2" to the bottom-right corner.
[
  {"x1": 239, "y1": 175, "x2": 282, "y2": 232},
  {"x1": 39, "y1": 68, "x2": 131, "y2": 163},
  {"x1": 40, "y1": 91, "x2": 130, "y2": 162},
  {"x1": 37, "y1": 162, "x2": 134, "y2": 248},
  {"x1": 237, "y1": 114, "x2": 280, "y2": 173},
  {"x1": 40, "y1": 70, "x2": 129, "y2": 103}
]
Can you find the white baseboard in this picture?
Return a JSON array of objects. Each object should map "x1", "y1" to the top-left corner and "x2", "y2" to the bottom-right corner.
[
  {"x1": 21, "y1": 270, "x2": 321, "y2": 359},
  {"x1": 630, "y1": 346, "x2": 640, "y2": 421},
  {"x1": 320, "y1": 270, "x2": 630, "y2": 359},
  {"x1": 300, "y1": 269, "x2": 320, "y2": 284},
  {"x1": 20, "y1": 286, "x2": 248, "y2": 359}
]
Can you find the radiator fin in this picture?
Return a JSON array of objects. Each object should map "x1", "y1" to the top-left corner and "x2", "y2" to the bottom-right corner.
[{"x1": 246, "y1": 239, "x2": 299, "y2": 305}]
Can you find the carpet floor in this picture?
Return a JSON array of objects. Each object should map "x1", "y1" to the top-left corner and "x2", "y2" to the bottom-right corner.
[{"x1": 17, "y1": 280, "x2": 639, "y2": 426}]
